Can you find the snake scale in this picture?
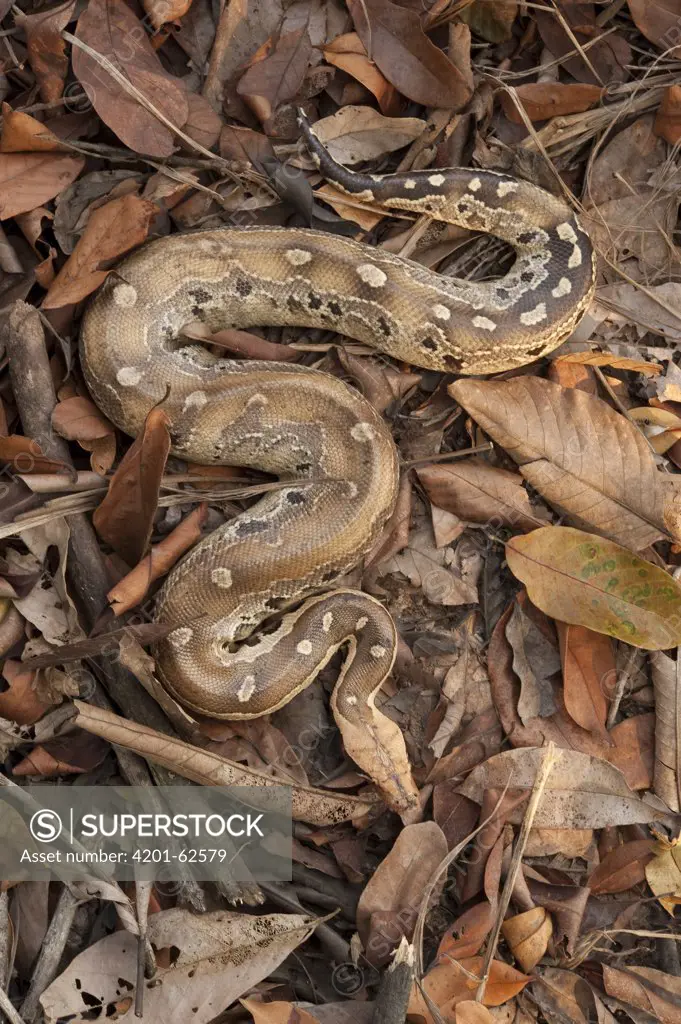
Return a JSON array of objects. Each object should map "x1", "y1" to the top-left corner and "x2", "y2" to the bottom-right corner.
[{"x1": 81, "y1": 113, "x2": 595, "y2": 811}]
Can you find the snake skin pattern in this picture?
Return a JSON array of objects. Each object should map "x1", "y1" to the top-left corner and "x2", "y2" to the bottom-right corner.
[{"x1": 80, "y1": 113, "x2": 596, "y2": 811}]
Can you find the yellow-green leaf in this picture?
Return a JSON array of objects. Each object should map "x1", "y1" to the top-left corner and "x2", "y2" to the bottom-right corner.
[{"x1": 505, "y1": 526, "x2": 681, "y2": 650}]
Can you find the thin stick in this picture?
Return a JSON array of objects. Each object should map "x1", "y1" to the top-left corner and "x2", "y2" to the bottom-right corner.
[
  {"x1": 475, "y1": 743, "x2": 559, "y2": 1002},
  {"x1": 20, "y1": 887, "x2": 80, "y2": 1022}
]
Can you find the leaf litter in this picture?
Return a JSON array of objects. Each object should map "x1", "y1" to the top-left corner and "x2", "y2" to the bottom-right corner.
[{"x1": 2, "y1": 0, "x2": 681, "y2": 1021}]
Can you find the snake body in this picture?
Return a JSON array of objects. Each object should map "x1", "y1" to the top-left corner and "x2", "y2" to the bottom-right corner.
[{"x1": 80, "y1": 115, "x2": 595, "y2": 811}]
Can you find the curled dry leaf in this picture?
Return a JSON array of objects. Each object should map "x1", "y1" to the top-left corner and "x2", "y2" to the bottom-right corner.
[
  {"x1": 628, "y1": 0, "x2": 681, "y2": 57},
  {"x1": 73, "y1": 0, "x2": 189, "y2": 158},
  {"x1": 108, "y1": 504, "x2": 208, "y2": 615},
  {"x1": 0, "y1": 106, "x2": 64, "y2": 153},
  {"x1": 347, "y1": 0, "x2": 472, "y2": 109},
  {"x1": 506, "y1": 526, "x2": 681, "y2": 651},
  {"x1": 40, "y1": 907, "x2": 318, "y2": 1024},
  {"x1": 501, "y1": 83, "x2": 602, "y2": 123},
  {"x1": 93, "y1": 406, "x2": 171, "y2": 567},
  {"x1": 241, "y1": 1000, "x2": 320, "y2": 1024},
  {"x1": 655, "y1": 84, "x2": 681, "y2": 144},
  {"x1": 237, "y1": 28, "x2": 312, "y2": 126},
  {"x1": 408, "y1": 957, "x2": 531, "y2": 1021},
  {"x1": 417, "y1": 458, "x2": 540, "y2": 532},
  {"x1": 645, "y1": 829, "x2": 681, "y2": 915},
  {"x1": 500, "y1": 906, "x2": 552, "y2": 972},
  {"x1": 52, "y1": 396, "x2": 114, "y2": 444},
  {"x1": 0, "y1": 152, "x2": 85, "y2": 221},
  {"x1": 143, "y1": 0, "x2": 192, "y2": 31},
  {"x1": 449, "y1": 376, "x2": 679, "y2": 550},
  {"x1": 435, "y1": 902, "x2": 494, "y2": 962},
  {"x1": 587, "y1": 838, "x2": 655, "y2": 894},
  {"x1": 453, "y1": 1003, "x2": 494, "y2": 1024},
  {"x1": 558, "y1": 623, "x2": 613, "y2": 743},
  {"x1": 457, "y1": 747, "x2": 663, "y2": 828},
  {"x1": 14, "y1": 0, "x2": 76, "y2": 103},
  {"x1": 43, "y1": 193, "x2": 158, "y2": 308},
  {"x1": 323, "y1": 34, "x2": 399, "y2": 116},
  {"x1": 357, "y1": 822, "x2": 447, "y2": 964},
  {"x1": 72, "y1": 700, "x2": 381, "y2": 826},
  {"x1": 308, "y1": 106, "x2": 427, "y2": 165},
  {"x1": 649, "y1": 652, "x2": 681, "y2": 811},
  {"x1": 553, "y1": 351, "x2": 662, "y2": 376},
  {"x1": 603, "y1": 964, "x2": 681, "y2": 1023}
]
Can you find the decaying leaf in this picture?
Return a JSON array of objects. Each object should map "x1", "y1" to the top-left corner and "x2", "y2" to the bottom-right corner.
[
  {"x1": 357, "y1": 822, "x2": 447, "y2": 965},
  {"x1": 407, "y1": 956, "x2": 531, "y2": 1020},
  {"x1": 93, "y1": 405, "x2": 171, "y2": 567},
  {"x1": 457, "y1": 747, "x2": 663, "y2": 828},
  {"x1": 558, "y1": 623, "x2": 613, "y2": 742},
  {"x1": 40, "y1": 907, "x2": 319, "y2": 1023},
  {"x1": 15, "y1": 0, "x2": 77, "y2": 103},
  {"x1": 237, "y1": 28, "x2": 313, "y2": 126},
  {"x1": 417, "y1": 458, "x2": 540, "y2": 532},
  {"x1": 450, "y1": 377, "x2": 680, "y2": 549},
  {"x1": 649, "y1": 652, "x2": 681, "y2": 811},
  {"x1": 588, "y1": 838, "x2": 654, "y2": 894},
  {"x1": 43, "y1": 193, "x2": 158, "y2": 308},
  {"x1": 72, "y1": 0, "x2": 189, "y2": 157},
  {"x1": 306, "y1": 106, "x2": 427, "y2": 165},
  {"x1": 603, "y1": 964, "x2": 681, "y2": 1023},
  {"x1": 0, "y1": 152, "x2": 85, "y2": 220},
  {"x1": 645, "y1": 829, "x2": 681, "y2": 914},
  {"x1": 347, "y1": 0, "x2": 472, "y2": 109},
  {"x1": 501, "y1": 82, "x2": 602, "y2": 123},
  {"x1": 506, "y1": 526, "x2": 681, "y2": 651},
  {"x1": 323, "y1": 33, "x2": 399, "y2": 115},
  {"x1": 500, "y1": 906, "x2": 552, "y2": 972}
]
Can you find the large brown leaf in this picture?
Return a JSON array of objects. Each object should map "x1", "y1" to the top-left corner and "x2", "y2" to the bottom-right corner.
[
  {"x1": 506, "y1": 526, "x2": 681, "y2": 651},
  {"x1": 627, "y1": 0, "x2": 681, "y2": 57},
  {"x1": 346, "y1": 0, "x2": 471, "y2": 109},
  {"x1": 457, "y1": 747, "x2": 663, "y2": 828},
  {"x1": 237, "y1": 28, "x2": 312, "y2": 126},
  {"x1": 42, "y1": 193, "x2": 158, "y2": 308},
  {"x1": 417, "y1": 458, "x2": 540, "y2": 532},
  {"x1": 603, "y1": 964, "x2": 681, "y2": 1023},
  {"x1": 72, "y1": 0, "x2": 188, "y2": 158},
  {"x1": 449, "y1": 377, "x2": 679, "y2": 549},
  {"x1": 649, "y1": 652, "x2": 681, "y2": 811},
  {"x1": 14, "y1": 0, "x2": 76, "y2": 103},
  {"x1": 0, "y1": 152, "x2": 84, "y2": 220}
]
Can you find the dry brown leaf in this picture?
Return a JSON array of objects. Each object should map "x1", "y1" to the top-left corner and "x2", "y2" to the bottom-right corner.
[
  {"x1": 0, "y1": 151, "x2": 85, "y2": 220},
  {"x1": 52, "y1": 396, "x2": 114, "y2": 444},
  {"x1": 649, "y1": 652, "x2": 681, "y2": 811},
  {"x1": 237, "y1": 28, "x2": 312, "y2": 126},
  {"x1": 558, "y1": 623, "x2": 613, "y2": 742},
  {"x1": 93, "y1": 405, "x2": 170, "y2": 567},
  {"x1": 501, "y1": 907, "x2": 552, "y2": 972},
  {"x1": 449, "y1": 377, "x2": 678, "y2": 550},
  {"x1": 108, "y1": 504, "x2": 208, "y2": 615},
  {"x1": 417, "y1": 459, "x2": 540, "y2": 532},
  {"x1": 603, "y1": 964, "x2": 681, "y2": 1023},
  {"x1": 0, "y1": 106, "x2": 64, "y2": 153},
  {"x1": 453, "y1": 1002, "x2": 494, "y2": 1024},
  {"x1": 323, "y1": 33, "x2": 399, "y2": 115},
  {"x1": 628, "y1": 0, "x2": 681, "y2": 57},
  {"x1": 0, "y1": 661, "x2": 51, "y2": 725},
  {"x1": 588, "y1": 838, "x2": 655, "y2": 894},
  {"x1": 645, "y1": 830, "x2": 681, "y2": 914},
  {"x1": 308, "y1": 106, "x2": 426, "y2": 165},
  {"x1": 506, "y1": 526, "x2": 681, "y2": 650},
  {"x1": 408, "y1": 957, "x2": 531, "y2": 1021},
  {"x1": 347, "y1": 0, "x2": 472, "y2": 109},
  {"x1": 502, "y1": 83, "x2": 602, "y2": 123},
  {"x1": 435, "y1": 902, "x2": 494, "y2": 962},
  {"x1": 535, "y1": 2, "x2": 630, "y2": 84},
  {"x1": 458, "y1": 0, "x2": 517, "y2": 42},
  {"x1": 357, "y1": 822, "x2": 447, "y2": 964},
  {"x1": 457, "y1": 747, "x2": 663, "y2": 828},
  {"x1": 15, "y1": 0, "x2": 76, "y2": 103},
  {"x1": 73, "y1": 700, "x2": 380, "y2": 826},
  {"x1": 0, "y1": 436, "x2": 71, "y2": 475},
  {"x1": 40, "y1": 907, "x2": 318, "y2": 1024},
  {"x1": 655, "y1": 84, "x2": 681, "y2": 144},
  {"x1": 532, "y1": 968, "x2": 600, "y2": 1024},
  {"x1": 181, "y1": 92, "x2": 222, "y2": 151},
  {"x1": 554, "y1": 352, "x2": 662, "y2": 376},
  {"x1": 242, "y1": 1000, "x2": 319, "y2": 1024},
  {"x1": 43, "y1": 193, "x2": 158, "y2": 308},
  {"x1": 73, "y1": 0, "x2": 189, "y2": 158},
  {"x1": 505, "y1": 595, "x2": 560, "y2": 725},
  {"x1": 143, "y1": 0, "x2": 192, "y2": 31}
]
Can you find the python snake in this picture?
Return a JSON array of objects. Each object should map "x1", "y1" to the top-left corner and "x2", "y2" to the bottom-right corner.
[{"x1": 80, "y1": 113, "x2": 595, "y2": 812}]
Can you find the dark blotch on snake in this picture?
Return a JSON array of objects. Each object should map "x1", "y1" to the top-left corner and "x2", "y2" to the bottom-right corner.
[
  {"x1": 236, "y1": 518, "x2": 268, "y2": 537},
  {"x1": 422, "y1": 337, "x2": 437, "y2": 352},
  {"x1": 308, "y1": 292, "x2": 323, "y2": 310},
  {"x1": 286, "y1": 491, "x2": 306, "y2": 505},
  {"x1": 328, "y1": 300, "x2": 342, "y2": 316},
  {"x1": 236, "y1": 279, "x2": 253, "y2": 297}
]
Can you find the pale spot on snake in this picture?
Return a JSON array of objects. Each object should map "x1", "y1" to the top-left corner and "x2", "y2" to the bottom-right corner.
[
  {"x1": 356, "y1": 617, "x2": 369, "y2": 630},
  {"x1": 552, "y1": 277, "x2": 572, "y2": 298},
  {"x1": 168, "y1": 626, "x2": 193, "y2": 648},
  {"x1": 297, "y1": 640, "x2": 313, "y2": 655},
  {"x1": 211, "y1": 568, "x2": 233, "y2": 588},
  {"x1": 472, "y1": 316, "x2": 497, "y2": 332},
  {"x1": 468, "y1": 177, "x2": 482, "y2": 192},
  {"x1": 237, "y1": 675, "x2": 256, "y2": 702},
  {"x1": 432, "y1": 304, "x2": 451, "y2": 321},
  {"x1": 117, "y1": 366, "x2": 142, "y2": 386},
  {"x1": 285, "y1": 249, "x2": 313, "y2": 266},
  {"x1": 404, "y1": 179, "x2": 416, "y2": 189},
  {"x1": 429, "y1": 174, "x2": 446, "y2": 186},
  {"x1": 497, "y1": 181, "x2": 519, "y2": 197},
  {"x1": 370, "y1": 645, "x2": 386, "y2": 659},
  {"x1": 112, "y1": 283, "x2": 138, "y2": 307},
  {"x1": 323, "y1": 612, "x2": 334, "y2": 632},
  {"x1": 520, "y1": 302, "x2": 548, "y2": 326},
  {"x1": 183, "y1": 390, "x2": 207, "y2": 411},
  {"x1": 356, "y1": 264, "x2": 387, "y2": 288},
  {"x1": 351, "y1": 422, "x2": 376, "y2": 442}
]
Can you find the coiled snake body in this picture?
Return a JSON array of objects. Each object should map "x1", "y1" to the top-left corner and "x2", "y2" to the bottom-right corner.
[{"x1": 81, "y1": 115, "x2": 595, "y2": 811}]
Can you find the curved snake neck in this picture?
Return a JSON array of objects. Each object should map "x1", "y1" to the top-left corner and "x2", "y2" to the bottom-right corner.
[{"x1": 79, "y1": 117, "x2": 595, "y2": 812}]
